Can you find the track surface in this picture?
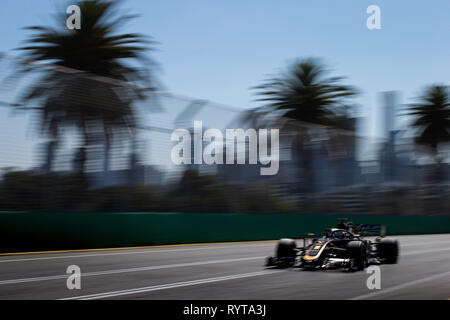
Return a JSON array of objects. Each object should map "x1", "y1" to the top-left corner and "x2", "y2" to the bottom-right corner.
[{"x1": 0, "y1": 234, "x2": 449, "y2": 300}]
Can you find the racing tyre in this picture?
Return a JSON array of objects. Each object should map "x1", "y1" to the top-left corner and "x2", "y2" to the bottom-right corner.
[
  {"x1": 276, "y1": 238, "x2": 297, "y2": 266},
  {"x1": 346, "y1": 241, "x2": 367, "y2": 271},
  {"x1": 378, "y1": 239, "x2": 399, "y2": 264}
]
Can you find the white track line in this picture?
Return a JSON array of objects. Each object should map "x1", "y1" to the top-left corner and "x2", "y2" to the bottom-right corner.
[
  {"x1": 402, "y1": 247, "x2": 450, "y2": 256},
  {"x1": 2, "y1": 236, "x2": 449, "y2": 263},
  {"x1": 349, "y1": 270, "x2": 450, "y2": 300},
  {"x1": 61, "y1": 270, "x2": 281, "y2": 300},
  {"x1": 401, "y1": 240, "x2": 450, "y2": 248},
  {"x1": 0, "y1": 244, "x2": 274, "y2": 263},
  {"x1": 1, "y1": 241, "x2": 447, "y2": 265},
  {"x1": 0, "y1": 256, "x2": 264, "y2": 285}
]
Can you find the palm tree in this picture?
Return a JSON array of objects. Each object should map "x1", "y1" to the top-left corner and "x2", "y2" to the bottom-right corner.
[
  {"x1": 16, "y1": 0, "x2": 157, "y2": 174},
  {"x1": 252, "y1": 58, "x2": 358, "y2": 193},
  {"x1": 407, "y1": 85, "x2": 450, "y2": 182}
]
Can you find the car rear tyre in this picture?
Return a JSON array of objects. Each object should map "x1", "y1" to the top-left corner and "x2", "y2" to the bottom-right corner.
[{"x1": 378, "y1": 239, "x2": 399, "y2": 264}]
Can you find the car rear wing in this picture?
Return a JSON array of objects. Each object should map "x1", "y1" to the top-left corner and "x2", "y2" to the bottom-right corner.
[
  {"x1": 337, "y1": 218, "x2": 387, "y2": 237},
  {"x1": 353, "y1": 224, "x2": 386, "y2": 237}
]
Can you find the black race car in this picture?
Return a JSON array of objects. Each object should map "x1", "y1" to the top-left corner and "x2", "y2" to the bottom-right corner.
[{"x1": 265, "y1": 219, "x2": 399, "y2": 271}]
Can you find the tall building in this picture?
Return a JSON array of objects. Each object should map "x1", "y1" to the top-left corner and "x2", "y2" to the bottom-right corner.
[{"x1": 381, "y1": 91, "x2": 398, "y2": 138}]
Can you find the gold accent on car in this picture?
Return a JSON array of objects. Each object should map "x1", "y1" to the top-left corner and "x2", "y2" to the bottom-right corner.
[{"x1": 303, "y1": 241, "x2": 330, "y2": 261}]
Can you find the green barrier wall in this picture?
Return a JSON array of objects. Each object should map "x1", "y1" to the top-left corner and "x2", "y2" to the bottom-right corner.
[{"x1": 1, "y1": 212, "x2": 450, "y2": 253}]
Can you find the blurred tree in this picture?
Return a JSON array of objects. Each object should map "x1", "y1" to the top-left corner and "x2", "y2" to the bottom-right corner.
[
  {"x1": 16, "y1": 0, "x2": 158, "y2": 173},
  {"x1": 408, "y1": 85, "x2": 450, "y2": 182},
  {"x1": 251, "y1": 58, "x2": 358, "y2": 193}
]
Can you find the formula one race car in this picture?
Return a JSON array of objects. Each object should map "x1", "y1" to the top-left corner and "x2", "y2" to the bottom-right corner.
[{"x1": 265, "y1": 219, "x2": 399, "y2": 271}]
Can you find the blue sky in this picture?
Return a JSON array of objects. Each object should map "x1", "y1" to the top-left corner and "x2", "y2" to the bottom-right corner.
[{"x1": 0, "y1": 0, "x2": 449, "y2": 168}]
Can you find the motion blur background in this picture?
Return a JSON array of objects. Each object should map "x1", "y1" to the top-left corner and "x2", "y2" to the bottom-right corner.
[{"x1": 0, "y1": 0, "x2": 449, "y2": 216}]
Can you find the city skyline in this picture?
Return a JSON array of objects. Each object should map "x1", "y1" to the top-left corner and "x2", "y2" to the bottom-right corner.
[{"x1": 0, "y1": 0, "x2": 449, "y2": 171}]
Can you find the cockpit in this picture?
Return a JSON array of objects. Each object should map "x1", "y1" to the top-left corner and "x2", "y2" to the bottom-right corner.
[{"x1": 324, "y1": 229, "x2": 354, "y2": 239}]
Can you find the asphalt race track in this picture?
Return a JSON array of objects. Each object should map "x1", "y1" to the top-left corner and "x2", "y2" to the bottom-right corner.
[{"x1": 0, "y1": 234, "x2": 449, "y2": 300}]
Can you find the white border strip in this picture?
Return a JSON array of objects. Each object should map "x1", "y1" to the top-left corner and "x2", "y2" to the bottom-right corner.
[
  {"x1": 349, "y1": 270, "x2": 450, "y2": 300},
  {"x1": 0, "y1": 243, "x2": 273, "y2": 263},
  {"x1": 61, "y1": 270, "x2": 280, "y2": 300},
  {"x1": 0, "y1": 256, "x2": 264, "y2": 285}
]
